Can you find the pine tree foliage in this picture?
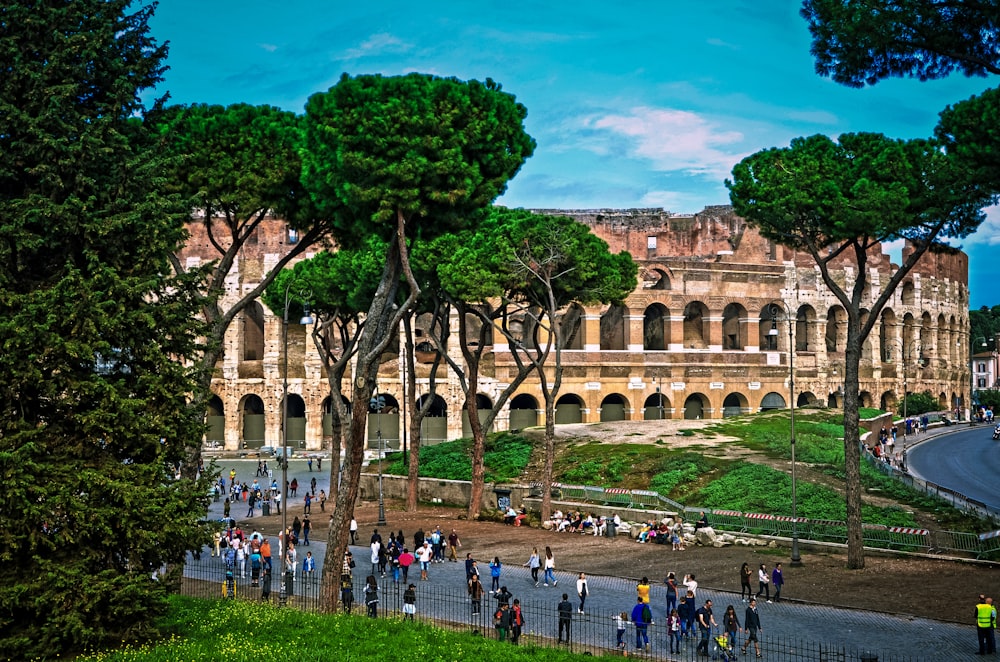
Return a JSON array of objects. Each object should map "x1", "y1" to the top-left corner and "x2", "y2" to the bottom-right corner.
[{"x1": 0, "y1": 2, "x2": 211, "y2": 657}]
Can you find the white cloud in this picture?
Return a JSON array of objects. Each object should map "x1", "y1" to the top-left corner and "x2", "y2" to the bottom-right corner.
[
  {"x1": 583, "y1": 106, "x2": 747, "y2": 179},
  {"x1": 338, "y1": 33, "x2": 411, "y2": 60},
  {"x1": 258, "y1": 43, "x2": 278, "y2": 53},
  {"x1": 706, "y1": 37, "x2": 740, "y2": 50},
  {"x1": 976, "y1": 204, "x2": 1000, "y2": 246}
]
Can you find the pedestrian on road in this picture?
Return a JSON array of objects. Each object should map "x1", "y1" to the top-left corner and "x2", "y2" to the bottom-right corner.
[
  {"x1": 695, "y1": 598, "x2": 717, "y2": 657},
  {"x1": 742, "y1": 597, "x2": 763, "y2": 657},
  {"x1": 637, "y1": 575, "x2": 651, "y2": 604},
  {"x1": 349, "y1": 518, "x2": 357, "y2": 544},
  {"x1": 614, "y1": 611, "x2": 628, "y2": 650},
  {"x1": 740, "y1": 562, "x2": 753, "y2": 601},
  {"x1": 403, "y1": 583, "x2": 416, "y2": 621},
  {"x1": 302, "y1": 515, "x2": 311, "y2": 546},
  {"x1": 340, "y1": 573, "x2": 353, "y2": 613},
  {"x1": 418, "y1": 541, "x2": 433, "y2": 581},
  {"x1": 525, "y1": 547, "x2": 541, "y2": 586},
  {"x1": 684, "y1": 573, "x2": 698, "y2": 597},
  {"x1": 544, "y1": 546, "x2": 557, "y2": 586},
  {"x1": 310, "y1": 476, "x2": 316, "y2": 495},
  {"x1": 448, "y1": 529, "x2": 461, "y2": 561},
  {"x1": 495, "y1": 585, "x2": 513, "y2": 607},
  {"x1": 665, "y1": 571, "x2": 678, "y2": 613},
  {"x1": 364, "y1": 575, "x2": 379, "y2": 618},
  {"x1": 772, "y1": 562, "x2": 784, "y2": 602},
  {"x1": 511, "y1": 599, "x2": 525, "y2": 645},
  {"x1": 977, "y1": 594, "x2": 995, "y2": 655},
  {"x1": 631, "y1": 595, "x2": 653, "y2": 651},
  {"x1": 398, "y1": 547, "x2": 414, "y2": 584},
  {"x1": 469, "y1": 574, "x2": 484, "y2": 616},
  {"x1": 489, "y1": 556, "x2": 503, "y2": 593},
  {"x1": 576, "y1": 572, "x2": 588, "y2": 614},
  {"x1": 494, "y1": 601, "x2": 512, "y2": 641},
  {"x1": 756, "y1": 563, "x2": 771, "y2": 602},
  {"x1": 260, "y1": 567, "x2": 271, "y2": 602},
  {"x1": 723, "y1": 604, "x2": 741, "y2": 651},
  {"x1": 667, "y1": 607, "x2": 682, "y2": 654},
  {"x1": 557, "y1": 593, "x2": 573, "y2": 644},
  {"x1": 679, "y1": 593, "x2": 695, "y2": 639}
]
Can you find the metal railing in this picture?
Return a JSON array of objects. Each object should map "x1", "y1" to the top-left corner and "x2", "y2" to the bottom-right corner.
[{"x1": 179, "y1": 562, "x2": 920, "y2": 662}]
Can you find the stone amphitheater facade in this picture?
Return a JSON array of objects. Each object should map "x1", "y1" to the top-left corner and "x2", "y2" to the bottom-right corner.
[{"x1": 182, "y1": 207, "x2": 970, "y2": 451}]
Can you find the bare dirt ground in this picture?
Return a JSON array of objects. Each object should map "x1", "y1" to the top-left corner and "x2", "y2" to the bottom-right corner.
[{"x1": 303, "y1": 417, "x2": 997, "y2": 624}]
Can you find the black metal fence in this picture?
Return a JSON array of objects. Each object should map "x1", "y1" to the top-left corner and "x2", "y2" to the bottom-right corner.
[{"x1": 180, "y1": 563, "x2": 916, "y2": 662}]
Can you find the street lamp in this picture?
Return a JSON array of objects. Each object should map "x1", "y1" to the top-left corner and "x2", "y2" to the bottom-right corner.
[
  {"x1": 280, "y1": 282, "x2": 313, "y2": 603},
  {"x1": 769, "y1": 302, "x2": 801, "y2": 566},
  {"x1": 370, "y1": 392, "x2": 387, "y2": 526}
]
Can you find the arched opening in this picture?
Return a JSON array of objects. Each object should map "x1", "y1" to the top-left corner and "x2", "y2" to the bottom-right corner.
[
  {"x1": 759, "y1": 305, "x2": 779, "y2": 351},
  {"x1": 920, "y1": 312, "x2": 933, "y2": 360},
  {"x1": 722, "y1": 392, "x2": 749, "y2": 417},
  {"x1": 643, "y1": 303, "x2": 670, "y2": 350},
  {"x1": 859, "y1": 391, "x2": 873, "y2": 408},
  {"x1": 600, "y1": 303, "x2": 628, "y2": 351},
  {"x1": 509, "y1": 393, "x2": 540, "y2": 431},
  {"x1": 828, "y1": 391, "x2": 841, "y2": 408},
  {"x1": 901, "y1": 280, "x2": 915, "y2": 306},
  {"x1": 683, "y1": 301, "x2": 709, "y2": 348},
  {"x1": 206, "y1": 395, "x2": 225, "y2": 447},
  {"x1": 241, "y1": 394, "x2": 265, "y2": 449},
  {"x1": 796, "y1": 305, "x2": 816, "y2": 352},
  {"x1": 797, "y1": 392, "x2": 818, "y2": 407},
  {"x1": 939, "y1": 391, "x2": 948, "y2": 408},
  {"x1": 648, "y1": 268, "x2": 671, "y2": 290},
  {"x1": 462, "y1": 393, "x2": 495, "y2": 437},
  {"x1": 722, "y1": 303, "x2": 747, "y2": 350},
  {"x1": 417, "y1": 394, "x2": 449, "y2": 445},
  {"x1": 600, "y1": 393, "x2": 629, "y2": 422},
  {"x1": 368, "y1": 393, "x2": 401, "y2": 450},
  {"x1": 683, "y1": 393, "x2": 709, "y2": 420},
  {"x1": 465, "y1": 308, "x2": 494, "y2": 348},
  {"x1": 322, "y1": 395, "x2": 351, "y2": 439},
  {"x1": 283, "y1": 393, "x2": 307, "y2": 448},
  {"x1": 937, "y1": 313, "x2": 948, "y2": 366},
  {"x1": 559, "y1": 303, "x2": 585, "y2": 350},
  {"x1": 239, "y1": 302, "x2": 265, "y2": 378},
  {"x1": 902, "y1": 312, "x2": 917, "y2": 355},
  {"x1": 879, "y1": 309, "x2": 897, "y2": 362},
  {"x1": 880, "y1": 390, "x2": 898, "y2": 413},
  {"x1": 643, "y1": 391, "x2": 671, "y2": 420},
  {"x1": 555, "y1": 393, "x2": 585, "y2": 424},
  {"x1": 825, "y1": 306, "x2": 847, "y2": 353},
  {"x1": 760, "y1": 392, "x2": 787, "y2": 411}
]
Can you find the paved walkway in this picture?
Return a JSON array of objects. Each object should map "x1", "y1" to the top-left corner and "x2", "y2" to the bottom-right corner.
[{"x1": 194, "y1": 457, "x2": 987, "y2": 661}]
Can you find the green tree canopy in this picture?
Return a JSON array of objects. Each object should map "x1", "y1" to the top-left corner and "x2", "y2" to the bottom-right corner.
[
  {"x1": 727, "y1": 131, "x2": 993, "y2": 569},
  {"x1": 302, "y1": 73, "x2": 536, "y2": 247},
  {"x1": 802, "y1": 0, "x2": 1000, "y2": 87},
  {"x1": 302, "y1": 72, "x2": 534, "y2": 611},
  {"x1": 0, "y1": 1, "x2": 210, "y2": 657}
]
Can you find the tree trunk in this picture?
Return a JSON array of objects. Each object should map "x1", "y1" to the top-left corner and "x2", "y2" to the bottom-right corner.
[
  {"x1": 466, "y1": 366, "x2": 486, "y2": 520},
  {"x1": 540, "y1": 391, "x2": 556, "y2": 522},
  {"x1": 843, "y1": 322, "x2": 865, "y2": 570},
  {"x1": 320, "y1": 240, "x2": 403, "y2": 612}
]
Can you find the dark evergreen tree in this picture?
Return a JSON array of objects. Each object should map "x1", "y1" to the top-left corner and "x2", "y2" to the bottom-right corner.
[{"x1": 0, "y1": 2, "x2": 210, "y2": 657}]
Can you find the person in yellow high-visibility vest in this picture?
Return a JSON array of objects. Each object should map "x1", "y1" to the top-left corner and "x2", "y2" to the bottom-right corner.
[{"x1": 976, "y1": 595, "x2": 993, "y2": 655}]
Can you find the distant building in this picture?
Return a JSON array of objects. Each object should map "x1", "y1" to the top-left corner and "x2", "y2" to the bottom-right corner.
[{"x1": 181, "y1": 207, "x2": 970, "y2": 451}]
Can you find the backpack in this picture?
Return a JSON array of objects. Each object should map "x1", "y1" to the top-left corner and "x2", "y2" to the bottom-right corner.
[{"x1": 642, "y1": 604, "x2": 652, "y2": 623}]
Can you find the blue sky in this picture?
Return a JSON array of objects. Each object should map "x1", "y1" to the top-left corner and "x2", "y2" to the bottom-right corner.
[{"x1": 148, "y1": 0, "x2": 999, "y2": 307}]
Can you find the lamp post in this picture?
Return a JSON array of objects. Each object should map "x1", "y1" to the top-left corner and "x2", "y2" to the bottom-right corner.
[
  {"x1": 888, "y1": 339, "x2": 923, "y2": 434},
  {"x1": 769, "y1": 303, "x2": 801, "y2": 566},
  {"x1": 370, "y1": 392, "x2": 387, "y2": 526},
  {"x1": 280, "y1": 283, "x2": 313, "y2": 604}
]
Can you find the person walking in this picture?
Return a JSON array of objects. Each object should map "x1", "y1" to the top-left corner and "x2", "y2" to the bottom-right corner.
[
  {"x1": 364, "y1": 575, "x2": 379, "y2": 618},
  {"x1": 977, "y1": 594, "x2": 995, "y2": 655},
  {"x1": 494, "y1": 601, "x2": 512, "y2": 641},
  {"x1": 667, "y1": 607, "x2": 682, "y2": 654},
  {"x1": 637, "y1": 576, "x2": 651, "y2": 604},
  {"x1": 511, "y1": 598, "x2": 525, "y2": 645},
  {"x1": 417, "y1": 540, "x2": 433, "y2": 581},
  {"x1": 349, "y1": 518, "x2": 357, "y2": 545},
  {"x1": 614, "y1": 611, "x2": 628, "y2": 650},
  {"x1": 665, "y1": 571, "x2": 679, "y2": 613},
  {"x1": 631, "y1": 595, "x2": 653, "y2": 651},
  {"x1": 489, "y1": 556, "x2": 503, "y2": 593},
  {"x1": 260, "y1": 566, "x2": 271, "y2": 602},
  {"x1": 740, "y1": 562, "x2": 753, "y2": 602},
  {"x1": 448, "y1": 529, "x2": 461, "y2": 561},
  {"x1": 543, "y1": 546, "x2": 557, "y2": 587},
  {"x1": 525, "y1": 547, "x2": 541, "y2": 587},
  {"x1": 723, "y1": 604, "x2": 741, "y2": 653},
  {"x1": 576, "y1": 572, "x2": 589, "y2": 614},
  {"x1": 695, "y1": 598, "x2": 717, "y2": 657},
  {"x1": 772, "y1": 562, "x2": 784, "y2": 602},
  {"x1": 469, "y1": 574, "x2": 484, "y2": 616},
  {"x1": 398, "y1": 547, "x2": 415, "y2": 584},
  {"x1": 402, "y1": 583, "x2": 417, "y2": 621},
  {"x1": 557, "y1": 593, "x2": 573, "y2": 644},
  {"x1": 301, "y1": 514, "x2": 311, "y2": 546},
  {"x1": 742, "y1": 597, "x2": 763, "y2": 657},
  {"x1": 756, "y1": 563, "x2": 771, "y2": 602}
]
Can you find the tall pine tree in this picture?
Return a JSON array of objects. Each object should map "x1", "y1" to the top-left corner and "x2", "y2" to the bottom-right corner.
[{"x1": 0, "y1": 2, "x2": 211, "y2": 657}]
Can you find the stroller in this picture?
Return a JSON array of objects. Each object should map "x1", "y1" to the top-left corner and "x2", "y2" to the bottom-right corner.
[{"x1": 712, "y1": 631, "x2": 737, "y2": 661}]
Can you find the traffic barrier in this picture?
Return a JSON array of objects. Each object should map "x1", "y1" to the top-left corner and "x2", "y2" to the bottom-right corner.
[
  {"x1": 708, "y1": 509, "x2": 745, "y2": 532},
  {"x1": 602, "y1": 487, "x2": 631, "y2": 508}
]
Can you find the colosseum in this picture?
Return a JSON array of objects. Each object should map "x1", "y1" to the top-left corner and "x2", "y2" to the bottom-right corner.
[{"x1": 183, "y1": 206, "x2": 971, "y2": 452}]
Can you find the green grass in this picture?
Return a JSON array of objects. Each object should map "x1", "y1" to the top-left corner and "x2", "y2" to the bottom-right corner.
[
  {"x1": 81, "y1": 596, "x2": 594, "y2": 661},
  {"x1": 859, "y1": 407, "x2": 886, "y2": 419},
  {"x1": 383, "y1": 431, "x2": 531, "y2": 483}
]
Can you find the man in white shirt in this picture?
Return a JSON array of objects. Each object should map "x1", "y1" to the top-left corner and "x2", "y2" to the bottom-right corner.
[
  {"x1": 683, "y1": 573, "x2": 698, "y2": 597},
  {"x1": 417, "y1": 541, "x2": 433, "y2": 581}
]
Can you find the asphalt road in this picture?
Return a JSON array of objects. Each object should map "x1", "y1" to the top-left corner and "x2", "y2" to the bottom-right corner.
[{"x1": 905, "y1": 423, "x2": 1000, "y2": 513}]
